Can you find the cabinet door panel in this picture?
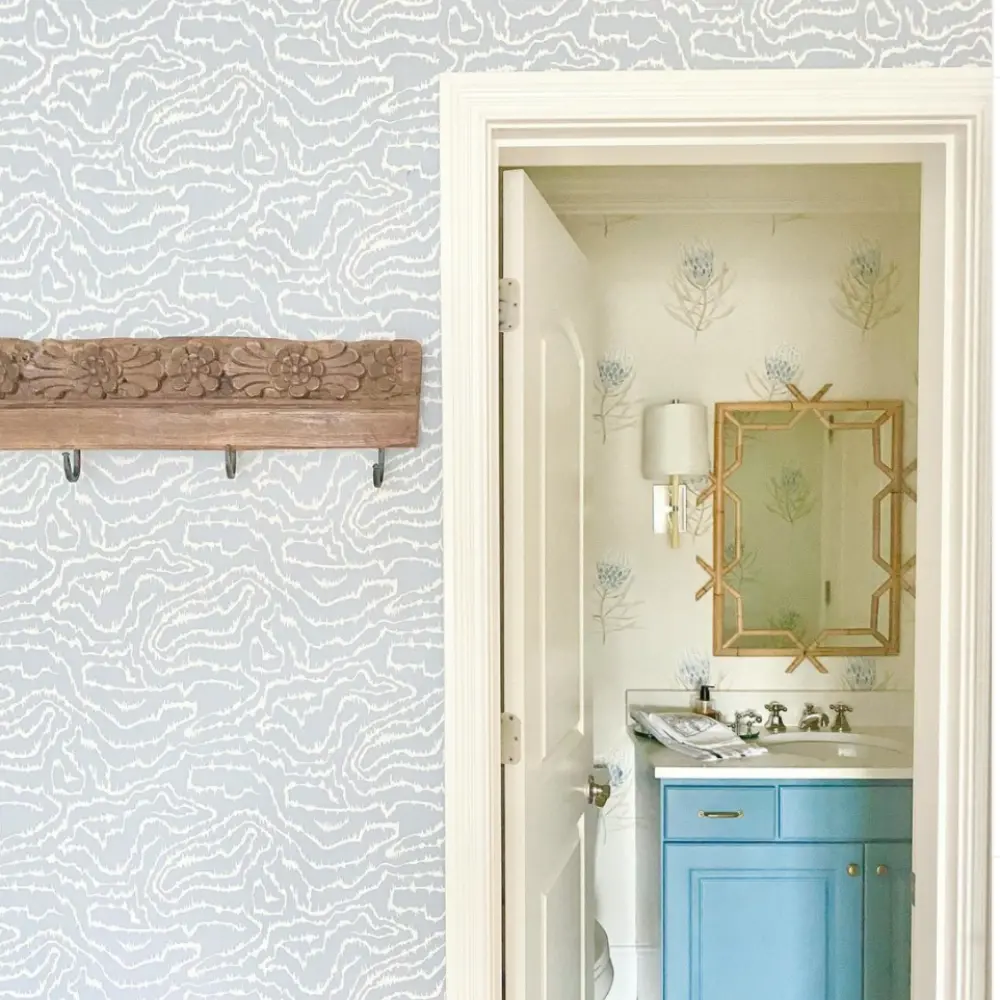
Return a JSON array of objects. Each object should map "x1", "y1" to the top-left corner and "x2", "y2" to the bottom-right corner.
[
  {"x1": 864, "y1": 842, "x2": 912, "y2": 1000},
  {"x1": 663, "y1": 843, "x2": 863, "y2": 1000}
]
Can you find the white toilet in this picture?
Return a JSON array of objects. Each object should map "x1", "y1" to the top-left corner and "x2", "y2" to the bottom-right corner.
[{"x1": 594, "y1": 921, "x2": 614, "y2": 1000}]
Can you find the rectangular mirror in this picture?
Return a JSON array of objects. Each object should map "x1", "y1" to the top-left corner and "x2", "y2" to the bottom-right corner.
[{"x1": 712, "y1": 391, "x2": 906, "y2": 672}]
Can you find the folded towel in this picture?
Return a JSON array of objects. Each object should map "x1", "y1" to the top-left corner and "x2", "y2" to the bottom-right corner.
[{"x1": 630, "y1": 709, "x2": 768, "y2": 761}]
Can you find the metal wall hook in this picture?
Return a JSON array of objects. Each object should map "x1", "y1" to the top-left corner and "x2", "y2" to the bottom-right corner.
[
  {"x1": 62, "y1": 450, "x2": 81, "y2": 483},
  {"x1": 225, "y1": 447, "x2": 237, "y2": 480},
  {"x1": 372, "y1": 448, "x2": 386, "y2": 488}
]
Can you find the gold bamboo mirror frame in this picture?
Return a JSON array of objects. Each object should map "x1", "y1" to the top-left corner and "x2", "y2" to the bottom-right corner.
[{"x1": 695, "y1": 384, "x2": 915, "y2": 673}]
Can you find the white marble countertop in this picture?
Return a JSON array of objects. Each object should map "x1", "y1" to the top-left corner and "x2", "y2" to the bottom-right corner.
[{"x1": 636, "y1": 726, "x2": 913, "y2": 780}]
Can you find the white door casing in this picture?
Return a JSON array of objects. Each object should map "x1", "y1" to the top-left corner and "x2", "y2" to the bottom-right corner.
[
  {"x1": 501, "y1": 169, "x2": 596, "y2": 1000},
  {"x1": 440, "y1": 69, "x2": 990, "y2": 1000}
]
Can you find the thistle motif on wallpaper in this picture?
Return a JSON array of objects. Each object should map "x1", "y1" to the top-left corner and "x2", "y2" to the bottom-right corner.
[
  {"x1": 665, "y1": 241, "x2": 734, "y2": 336},
  {"x1": 592, "y1": 555, "x2": 641, "y2": 643},
  {"x1": 765, "y1": 465, "x2": 817, "y2": 524},
  {"x1": 843, "y1": 656, "x2": 894, "y2": 691},
  {"x1": 746, "y1": 345, "x2": 803, "y2": 400},
  {"x1": 676, "y1": 649, "x2": 711, "y2": 691},
  {"x1": 833, "y1": 238, "x2": 902, "y2": 334},
  {"x1": 593, "y1": 351, "x2": 636, "y2": 443}
]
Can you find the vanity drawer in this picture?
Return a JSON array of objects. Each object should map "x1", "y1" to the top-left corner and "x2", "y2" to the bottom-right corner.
[
  {"x1": 778, "y1": 784, "x2": 913, "y2": 841},
  {"x1": 662, "y1": 786, "x2": 776, "y2": 841}
]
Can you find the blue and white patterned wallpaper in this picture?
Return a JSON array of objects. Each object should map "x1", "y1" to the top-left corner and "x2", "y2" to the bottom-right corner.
[{"x1": 0, "y1": 4, "x2": 987, "y2": 998}]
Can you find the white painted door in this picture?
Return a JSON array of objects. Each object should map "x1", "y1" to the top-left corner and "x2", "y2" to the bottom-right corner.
[{"x1": 502, "y1": 169, "x2": 597, "y2": 1000}]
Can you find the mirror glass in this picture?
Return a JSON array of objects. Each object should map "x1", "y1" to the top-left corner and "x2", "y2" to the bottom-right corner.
[{"x1": 715, "y1": 399, "x2": 904, "y2": 669}]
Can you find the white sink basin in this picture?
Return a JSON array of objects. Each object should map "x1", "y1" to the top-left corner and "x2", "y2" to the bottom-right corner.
[{"x1": 758, "y1": 730, "x2": 907, "y2": 763}]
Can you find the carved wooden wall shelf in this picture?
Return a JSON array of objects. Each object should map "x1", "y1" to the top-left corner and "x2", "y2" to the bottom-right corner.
[{"x1": 0, "y1": 338, "x2": 422, "y2": 451}]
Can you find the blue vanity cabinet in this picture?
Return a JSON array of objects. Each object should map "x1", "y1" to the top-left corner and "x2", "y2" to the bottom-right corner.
[
  {"x1": 663, "y1": 842, "x2": 864, "y2": 1000},
  {"x1": 659, "y1": 780, "x2": 912, "y2": 1000}
]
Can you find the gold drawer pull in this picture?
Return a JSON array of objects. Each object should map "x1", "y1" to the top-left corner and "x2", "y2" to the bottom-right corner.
[
  {"x1": 876, "y1": 864, "x2": 889, "y2": 876},
  {"x1": 698, "y1": 809, "x2": 744, "y2": 819}
]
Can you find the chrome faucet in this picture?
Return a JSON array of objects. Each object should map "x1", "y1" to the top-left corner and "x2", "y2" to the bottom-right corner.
[
  {"x1": 799, "y1": 703, "x2": 830, "y2": 731},
  {"x1": 733, "y1": 709, "x2": 763, "y2": 740}
]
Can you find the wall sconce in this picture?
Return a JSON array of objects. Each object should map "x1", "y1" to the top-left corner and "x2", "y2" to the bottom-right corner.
[{"x1": 641, "y1": 401, "x2": 710, "y2": 548}]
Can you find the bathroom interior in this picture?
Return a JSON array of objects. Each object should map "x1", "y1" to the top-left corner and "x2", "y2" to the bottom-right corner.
[{"x1": 526, "y1": 163, "x2": 919, "y2": 1000}]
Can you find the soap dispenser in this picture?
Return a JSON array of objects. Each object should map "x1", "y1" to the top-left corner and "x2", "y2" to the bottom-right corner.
[{"x1": 692, "y1": 684, "x2": 719, "y2": 720}]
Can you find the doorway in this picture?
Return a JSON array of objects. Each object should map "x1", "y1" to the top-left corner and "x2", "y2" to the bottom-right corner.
[
  {"x1": 441, "y1": 69, "x2": 990, "y2": 1000},
  {"x1": 519, "y1": 160, "x2": 924, "y2": 999}
]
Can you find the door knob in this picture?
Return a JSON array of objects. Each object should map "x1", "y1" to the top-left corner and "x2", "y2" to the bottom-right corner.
[
  {"x1": 847, "y1": 863, "x2": 861, "y2": 877},
  {"x1": 588, "y1": 775, "x2": 611, "y2": 808},
  {"x1": 876, "y1": 864, "x2": 889, "y2": 876}
]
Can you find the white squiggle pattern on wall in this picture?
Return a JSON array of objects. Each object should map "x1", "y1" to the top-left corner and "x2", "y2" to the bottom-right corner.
[{"x1": 0, "y1": 2, "x2": 986, "y2": 997}]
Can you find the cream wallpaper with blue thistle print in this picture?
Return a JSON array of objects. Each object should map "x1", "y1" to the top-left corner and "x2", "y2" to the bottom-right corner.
[
  {"x1": 581, "y1": 210, "x2": 918, "y2": 697},
  {"x1": 575, "y1": 186, "x2": 922, "y2": 992}
]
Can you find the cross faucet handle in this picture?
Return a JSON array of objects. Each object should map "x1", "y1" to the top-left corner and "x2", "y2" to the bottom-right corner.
[
  {"x1": 764, "y1": 701, "x2": 787, "y2": 733},
  {"x1": 830, "y1": 703, "x2": 853, "y2": 733},
  {"x1": 733, "y1": 709, "x2": 763, "y2": 740}
]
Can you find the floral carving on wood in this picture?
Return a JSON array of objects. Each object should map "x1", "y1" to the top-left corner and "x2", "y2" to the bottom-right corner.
[
  {"x1": 0, "y1": 336, "x2": 422, "y2": 453},
  {"x1": 165, "y1": 341, "x2": 223, "y2": 397},
  {"x1": 227, "y1": 342, "x2": 366, "y2": 400},
  {"x1": 0, "y1": 337, "x2": 422, "y2": 451},
  {"x1": 0, "y1": 349, "x2": 22, "y2": 398},
  {"x1": 24, "y1": 341, "x2": 162, "y2": 400},
  {"x1": 0, "y1": 337, "x2": 421, "y2": 407},
  {"x1": 364, "y1": 342, "x2": 420, "y2": 397}
]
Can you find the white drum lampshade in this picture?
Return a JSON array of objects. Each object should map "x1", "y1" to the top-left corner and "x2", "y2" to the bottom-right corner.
[
  {"x1": 641, "y1": 402, "x2": 710, "y2": 481},
  {"x1": 641, "y1": 402, "x2": 710, "y2": 546}
]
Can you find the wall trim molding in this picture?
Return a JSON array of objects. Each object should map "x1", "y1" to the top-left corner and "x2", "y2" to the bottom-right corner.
[{"x1": 440, "y1": 68, "x2": 990, "y2": 1000}]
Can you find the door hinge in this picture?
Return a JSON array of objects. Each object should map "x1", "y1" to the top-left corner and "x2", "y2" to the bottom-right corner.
[
  {"x1": 500, "y1": 712, "x2": 522, "y2": 765},
  {"x1": 499, "y1": 278, "x2": 520, "y2": 332},
  {"x1": 911, "y1": 871, "x2": 916, "y2": 907}
]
